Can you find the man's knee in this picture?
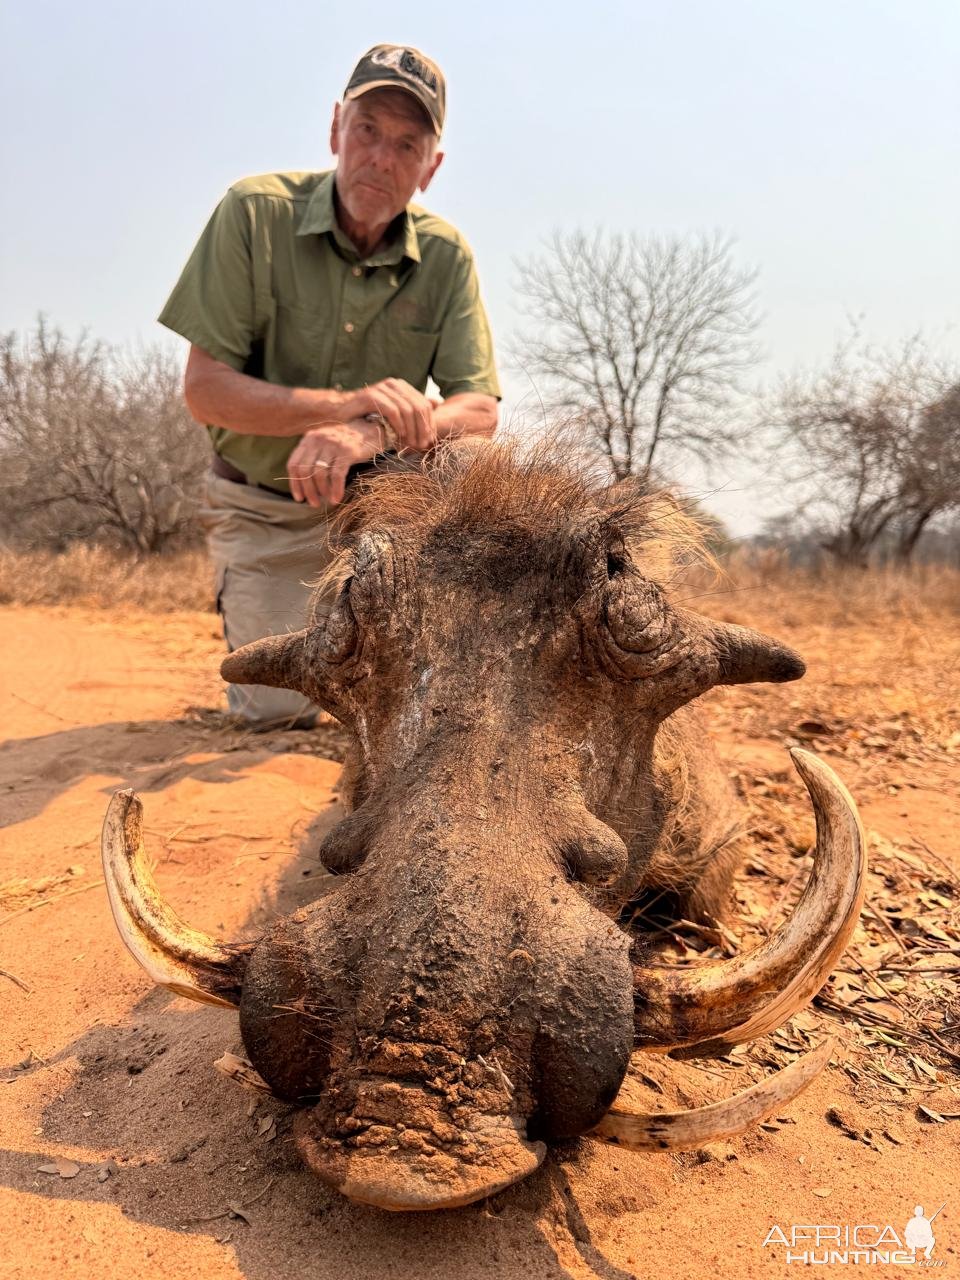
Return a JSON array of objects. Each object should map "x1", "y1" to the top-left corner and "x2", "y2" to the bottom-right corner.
[
  {"x1": 223, "y1": 675, "x2": 316, "y2": 729},
  {"x1": 214, "y1": 552, "x2": 320, "y2": 728},
  {"x1": 200, "y1": 475, "x2": 340, "y2": 727}
]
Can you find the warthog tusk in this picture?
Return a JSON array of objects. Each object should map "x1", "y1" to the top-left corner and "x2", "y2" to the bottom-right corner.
[
  {"x1": 631, "y1": 749, "x2": 865, "y2": 1054},
  {"x1": 101, "y1": 789, "x2": 253, "y2": 1007},
  {"x1": 213, "y1": 1051, "x2": 274, "y2": 1094},
  {"x1": 588, "y1": 1038, "x2": 833, "y2": 1151}
]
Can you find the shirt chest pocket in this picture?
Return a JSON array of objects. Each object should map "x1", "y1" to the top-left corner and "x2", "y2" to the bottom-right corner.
[
  {"x1": 265, "y1": 299, "x2": 335, "y2": 388},
  {"x1": 365, "y1": 326, "x2": 440, "y2": 392}
]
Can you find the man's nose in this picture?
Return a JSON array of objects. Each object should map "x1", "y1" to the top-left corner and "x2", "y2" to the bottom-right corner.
[{"x1": 368, "y1": 140, "x2": 394, "y2": 173}]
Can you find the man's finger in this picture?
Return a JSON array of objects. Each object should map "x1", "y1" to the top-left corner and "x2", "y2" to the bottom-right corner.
[
  {"x1": 404, "y1": 381, "x2": 435, "y2": 451},
  {"x1": 289, "y1": 448, "x2": 327, "y2": 508},
  {"x1": 399, "y1": 387, "x2": 429, "y2": 451},
  {"x1": 367, "y1": 387, "x2": 406, "y2": 440},
  {"x1": 287, "y1": 450, "x2": 307, "y2": 502},
  {"x1": 302, "y1": 462, "x2": 328, "y2": 508},
  {"x1": 308, "y1": 454, "x2": 336, "y2": 507},
  {"x1": 376, "y1": 385, "x2": 416, "y2": 448},
  {"x1": 387, "y1": 378, "x2": 435, "y2": 450},
  {"x1": 385, "y1": 380, "x2": 429, "y2": 448},
  {"x1": 291, "y1": 458, "x2": 315, "y2": 505},
  {"x1": 413, "y1": 399, "x2": 436, "y2": 451},
  {"x1": 326, "y1": 457, "x2": 350, "y2": 506}
]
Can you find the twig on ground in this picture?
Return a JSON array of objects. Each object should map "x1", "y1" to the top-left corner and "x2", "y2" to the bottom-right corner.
[
  {"x1": 7, "y1": 691, "x2": 81, "y2": 726},
  {"x1": 909, "y1": 833, "x2": 960, "y2": 888},
  {"x1": 863, "y1": 901, "x2": 909, "y2": 953},
  {"x1": 242, "y1": 1176, "x2": 276, "y2": 1206},
  {"x1": 759, "y1": 863, "x2": 808, "y2": 935},
  {"x1": 0, "y1": 967, "x2": 30, "y2": 992},
  {"x1": 876, "y1": 964, "x2": 960, "y2": 975},
  {"x1": 0, "y1": 879, "x2": 104, "y2": 928},
  {"x1": 818, "y1": 996, "x2": 960, "y2": 1066},
  {"x1": 853, "y1": 960, "x2": 909, "y2": 1010},
  {"x1": 181, "y1": 1176, "x2": 276, "y2": 1225}
]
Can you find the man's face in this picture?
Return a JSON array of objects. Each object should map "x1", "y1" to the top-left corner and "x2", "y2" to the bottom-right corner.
[{"x1": 331, "y1": 89, "x2": 444, "y2": 231}]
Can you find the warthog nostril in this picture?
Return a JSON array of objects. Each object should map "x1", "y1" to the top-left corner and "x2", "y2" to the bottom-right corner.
[
  {"x1": 317, "y1": 809, "x2": 372, "y2": 874},
  {"x1": 560, "y1": 813, "x2": 629, "y2": 886}
]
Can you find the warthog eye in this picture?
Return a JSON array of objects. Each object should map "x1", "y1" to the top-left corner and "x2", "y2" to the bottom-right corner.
[
  {"x1": 606, "y1": 548, "x2": 626, "y2": 578},
  {"x1": 317, "y1": 578, "x2": 359, "y2": 664}
]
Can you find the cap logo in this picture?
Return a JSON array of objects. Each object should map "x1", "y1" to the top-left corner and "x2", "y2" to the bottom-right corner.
[{"x1": 370, "y1": 47, "x2": 439, "y2": 99}]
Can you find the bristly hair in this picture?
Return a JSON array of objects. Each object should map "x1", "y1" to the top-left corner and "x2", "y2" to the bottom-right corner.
[{"x1": 311, "y1": 436, "x2": 716, "y2": 605}]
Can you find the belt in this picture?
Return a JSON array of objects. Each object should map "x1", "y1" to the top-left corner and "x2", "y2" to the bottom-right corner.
[
  {"x1": 211, "y1": 450, "x2": 398, "y2": 498},
  {"x1": 210, "y1": 452, "x2": 293, "y2": 498}
]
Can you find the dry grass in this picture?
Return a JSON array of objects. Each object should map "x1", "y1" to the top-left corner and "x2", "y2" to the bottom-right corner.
[
  {"x1": 1, "y1": 538, "x2": 957, "y2": 625},
  {"x1": 0, "y1": 543, "x2": 213, "y2": 612},
  {"x1": 687, "y1": 549, "x2": 960, "y2": 631}
]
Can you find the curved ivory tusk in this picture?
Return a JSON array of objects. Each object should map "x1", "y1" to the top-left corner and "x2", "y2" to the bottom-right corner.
[
  {"x1": 213, "y1": 1052, "x2": 274, "y2": 1094},
  {"x1": 634, "y1": 749, "x2": 865, "y2": 1053},
  {"x1": 101, "y1": 789, "x2": 253, "y2": 1007},
  {"x1": 587, "y1": 1038, "x2": 833, "y2": 1151}
]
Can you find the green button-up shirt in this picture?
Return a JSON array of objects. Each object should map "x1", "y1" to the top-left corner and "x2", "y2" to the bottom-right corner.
[{"x1": 158, "y1": 170, "x2": 500, "y2": 490}]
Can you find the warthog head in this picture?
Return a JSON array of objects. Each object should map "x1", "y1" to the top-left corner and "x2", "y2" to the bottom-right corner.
[{"x1": 102, "y1": 444, "x2": 864, "y2": 1210}]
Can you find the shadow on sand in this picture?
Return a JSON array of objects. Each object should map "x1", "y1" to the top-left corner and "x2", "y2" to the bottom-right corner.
[{"x1": 1, "y1": 724, "x2": 641, "y2": 1280}]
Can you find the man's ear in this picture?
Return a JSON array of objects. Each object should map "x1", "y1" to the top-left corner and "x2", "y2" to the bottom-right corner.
[
  {"x1": 330, "y1": 101, "x2": 343, "y2": 157},
  {"x1": 418, "y1": 150, "x2": 444, "y2": 195}
]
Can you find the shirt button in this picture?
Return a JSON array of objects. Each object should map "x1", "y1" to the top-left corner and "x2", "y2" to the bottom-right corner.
[
  {"x1": 352, "y1": 265, "x2": 363, "y2": 277},
  {"x1": 344, "y1": 322, "x2": 354, "y2": 333}
]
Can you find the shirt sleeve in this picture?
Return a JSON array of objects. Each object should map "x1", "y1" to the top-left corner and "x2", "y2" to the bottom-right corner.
[
  {"x1": 430, "y1": 250, "x2": 502, "y2": 400},
  {"x1": 157, "y1": 188, "x2": 256, "y2": 371}
]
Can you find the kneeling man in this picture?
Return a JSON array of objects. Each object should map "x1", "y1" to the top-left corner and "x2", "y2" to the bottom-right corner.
[{"x1": 159, "y1": 44, "x2": 500, "y2": 729}]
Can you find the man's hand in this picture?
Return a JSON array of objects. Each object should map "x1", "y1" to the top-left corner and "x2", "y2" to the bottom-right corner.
[
  {"x1": 344, "y1": 378, "x2": 437, "y2": 452},
  {"x1": 287, "y1": 419, "x2": 381, "y2": 507},
  {"x1": 183, "y1": 349, "x2": 496, "y2": 447}
]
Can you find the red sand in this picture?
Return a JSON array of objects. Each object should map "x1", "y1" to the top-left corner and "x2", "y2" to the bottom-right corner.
[{"x1": 1, "y1": 604, "x2": 957, "y2": 1279}]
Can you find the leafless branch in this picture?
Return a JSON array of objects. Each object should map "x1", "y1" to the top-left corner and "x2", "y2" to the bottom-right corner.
[
  {"x1": 0, "y1": 319, "x2": 208, "y2": 554},
  {"x1": 509, "y1": 231, "x2": 760, "y2": 481},
  {"x1": 760, "y1": 332, "x2": 960, "y2": 565}
]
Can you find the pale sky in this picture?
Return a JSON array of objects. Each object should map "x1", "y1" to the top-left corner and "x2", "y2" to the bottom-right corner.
[{"x1": 2, "y1": 0, "x2": 957, "y2": 533}]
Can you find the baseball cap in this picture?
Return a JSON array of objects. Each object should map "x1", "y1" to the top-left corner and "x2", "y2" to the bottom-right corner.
[{"x1": 343, "y1": 44, "x2": 446, "y2": 136}]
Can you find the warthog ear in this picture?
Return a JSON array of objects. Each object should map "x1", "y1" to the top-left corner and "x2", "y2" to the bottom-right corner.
[
  {"x1": 701, "y1": 618, "x2": 805, "y2": 687},
  {"x1": 221, "y1": 630, "x2": 309, "y2": 691}
]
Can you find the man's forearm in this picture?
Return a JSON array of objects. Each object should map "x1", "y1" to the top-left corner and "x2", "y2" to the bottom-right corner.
[
  {"x1": 184, "y1": 345, "x2": 498, "y2": 444},
  {"x1": 432, "y1": 393, "x2": 498, "y2": 440},
  {"x1": 184, "y1": 346, "x2": 352, "y2": 437}
]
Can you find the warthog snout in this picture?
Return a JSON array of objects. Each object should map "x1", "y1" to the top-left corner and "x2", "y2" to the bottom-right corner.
[{"x1": 234, "y1": 799, "x2": 635, "y2": 1208}]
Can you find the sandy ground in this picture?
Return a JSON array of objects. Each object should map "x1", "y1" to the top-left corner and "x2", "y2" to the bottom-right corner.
[{"x1": 1, "y1": 600, "x2": 958, "y2": 1279}]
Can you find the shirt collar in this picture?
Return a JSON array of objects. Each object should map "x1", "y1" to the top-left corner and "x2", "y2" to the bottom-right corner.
[{"x1": 297, "y1": 170, "x2": 421, "y2": 266}]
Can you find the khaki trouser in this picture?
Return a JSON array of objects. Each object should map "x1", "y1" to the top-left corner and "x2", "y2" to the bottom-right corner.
[{"x1": 200, "y1": 472, "x2": 338, "y2": 725}]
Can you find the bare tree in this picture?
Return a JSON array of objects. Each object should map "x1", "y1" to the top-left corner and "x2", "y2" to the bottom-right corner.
[
  {"x1": 765, "y1": 336, "x2": 959, "y2": 566},
  {"x1": 0, "y1": 320, "x2": 209, "y2": 554},
  {"x1": 892, "y1": 383, "x2": 960, "y2": 561},
  {"x1": 510, "y1": 231, "x2": 759, "y2": 479}
]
